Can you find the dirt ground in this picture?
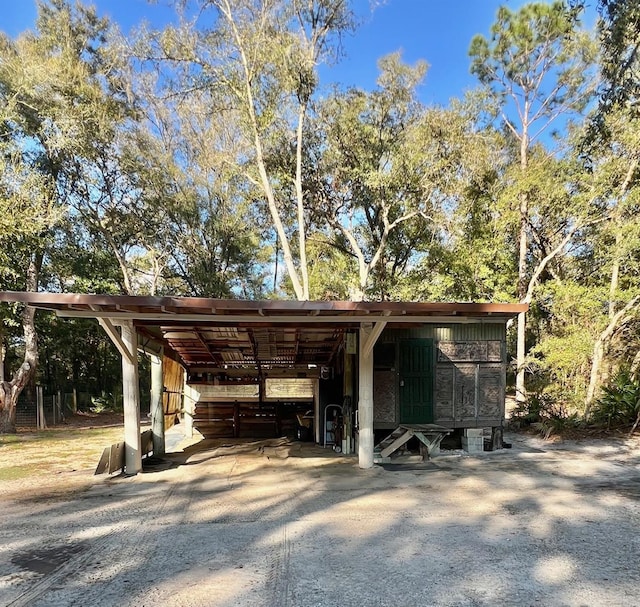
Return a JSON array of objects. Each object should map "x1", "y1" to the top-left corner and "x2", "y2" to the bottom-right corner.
[
  {"x1": 1, "y1": 426, "x2": 639, "y2": 607},
  {"x1": 1, "y1": 413, "x2": 127, "y2": 502}
]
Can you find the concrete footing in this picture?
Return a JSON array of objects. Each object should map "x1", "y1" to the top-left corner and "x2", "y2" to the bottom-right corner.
[{"x1": 462, "y1": 428, "x2": 484, "y2": 453}]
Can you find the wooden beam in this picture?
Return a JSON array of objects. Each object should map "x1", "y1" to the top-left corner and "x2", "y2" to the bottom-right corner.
[
  {"x1": 195, "y1": 330, "x2": 220, "y2": 364},
  {"x1": 361, "y1": 313, "x2": 391, "y2": 358},
  {"x1": 247, "y1": 328, "x2": 262, "y2": 372},
  {"x1": 97, "y1": 318, "x2": 135, "y2": 365},
  {"x1": 136, "y1": 330, "x2": 164, "y2": 357},
  {"x1": 57, "y1": 310, "x2": 503, "y2": 324},
  {"x1": 380, "y1": 428, "x2": 414, "y2": 458}
]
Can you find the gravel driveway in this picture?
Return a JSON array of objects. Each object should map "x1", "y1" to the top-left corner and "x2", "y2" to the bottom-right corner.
[{"x1": 1, "y1": 432, "x2": 639, "y2": 607}]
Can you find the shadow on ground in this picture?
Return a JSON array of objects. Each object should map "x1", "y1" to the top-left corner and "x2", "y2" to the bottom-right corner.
[{"x1": 1, "y1": 431, "x2": 639, "y2": 607}]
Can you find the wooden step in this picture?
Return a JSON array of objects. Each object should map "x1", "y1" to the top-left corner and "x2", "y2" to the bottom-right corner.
[{"x1": 374, "y1": 424, "x2": 453, "y2": 461}]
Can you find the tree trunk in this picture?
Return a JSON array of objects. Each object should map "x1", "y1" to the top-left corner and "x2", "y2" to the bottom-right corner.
[
  {"x1": 0, "y1": 329, "x2": 5, "y2": 384},
  {"x1": 0, "y1": 255, "x2": 40, "y2": 433},
  {"x1": 630, "y1": 349, "x2": 640, "y2": 381},
  {"x1": 0, "y1": 362, "x2": 33, "y2": 433},
  {"x1": 584, "y1": 336, "x2": 606, "y2": 419},
  {"x1": 584, "y1": 295, "x2": 640, "y2": 418},
  {"x1": 0, "y1": 305, "x2": 37, "y2": 433},
  {"x1": 218, "y1": 0, "x2": 305, "y2": 300},
  {"x1": 515, "y1": 129, "x2": 529, "y2": 405},
  {"x1": 295, "y1": 102, "x2": 310, "y2": 300}
]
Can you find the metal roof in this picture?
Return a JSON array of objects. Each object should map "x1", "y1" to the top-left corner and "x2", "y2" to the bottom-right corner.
[{"x1": 0, "y1": 292, "x2": 527, "y2": 370}]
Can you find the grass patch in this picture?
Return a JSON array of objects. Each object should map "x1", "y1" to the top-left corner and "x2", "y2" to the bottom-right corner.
[
  {"x1": 0, "y1": 465, "x2": 45, "y2": 481},
  {"x1": 0, "y1": 434, "x2": 26, "y2": 446},
  {"x1": 0, "y1": 425, "x2": 125, "y2": 490}
]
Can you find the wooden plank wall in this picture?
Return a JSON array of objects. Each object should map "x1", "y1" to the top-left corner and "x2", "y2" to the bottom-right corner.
[
  {"x1": 163, "y1": 356, "x2": 185, "y2": 430},
  {"x1": 95, "y1": 429, "x2": 153, "y2": 475},
  {"x1": 194, "y1": 401, "x2": 310, "y2": 439}
]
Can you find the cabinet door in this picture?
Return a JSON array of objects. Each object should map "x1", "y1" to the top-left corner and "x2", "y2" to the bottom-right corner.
[
  {"x1": 477, "y1": 365, "x2": 504, "y2": 422},
  {"x1": 455, "y1": 365, "x2": 477, "y2": 423},
  {"x1": 399, "y1": 339, "x2": 434, "y2": 424},
  {"x1": 434, "y1": 366, "x2": 455, "y2": 422}
]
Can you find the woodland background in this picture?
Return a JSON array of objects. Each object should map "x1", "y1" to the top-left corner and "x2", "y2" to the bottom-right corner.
[{"x1": 1, "y1": 0, "x2": 639, "y2": 431}]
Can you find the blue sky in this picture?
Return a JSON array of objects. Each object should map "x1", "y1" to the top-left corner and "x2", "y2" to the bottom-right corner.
[{"x1": 2, "y1": 0, "x2": 598, "y2": 106}]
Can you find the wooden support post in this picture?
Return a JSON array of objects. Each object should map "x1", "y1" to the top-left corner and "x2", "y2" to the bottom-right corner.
[
  {"x1": 119, "y1": 321, "x2": 142, "y2": 475},
  {"x1": 358, "y1": 323, "x2": 375, "y2": 469},
  {"x1": 183, "y1": 368, "x2": 193, "y2": 438},
  {"x1": 37, "y1": 386, "x2": 46, "y2": 430},
  {"x1": 343, "y1": 343, "x2": 354, "y2": 454},
  {"x1": 314, "y1": 378, "x2": 321, "y2": 444},
  {"x1": 490, "y1": 426, "x2": 503, "y2": 451},
  {"x1": 150, "y1": 351, "x2": 165, "y2": 457}
]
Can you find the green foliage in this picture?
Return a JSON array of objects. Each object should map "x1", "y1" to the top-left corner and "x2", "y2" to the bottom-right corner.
[
  {"x1": 591, "y1": 369, "x2": 640, "y2": 426},
  {"x1": 2, "y1": 0, "x2": 640, "y2": 421},
  {"x1": 305, "y1": 234, "x2": 354, "y2": 300},
  {"x1": 590, "y1": 0, "x2": 640, "y2": 139},
  {"x1": 469, "y1": 1, "x2": 596, "y2": 119},
  {"x1": 529, "y1": 281, "x2": 605, "y2": 407},
  {"x1": 89, "y1": 393, "x2": 122, "y2": 414},
  {"x1": 511, "y1": 392, "x2": 581, "y2": 438},
  {"x1": 310, "y1": 57, "x2": 503, "y2": 299}
]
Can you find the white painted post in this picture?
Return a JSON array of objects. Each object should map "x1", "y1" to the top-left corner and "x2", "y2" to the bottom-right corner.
[
  {"x1": 183, "y1": 368, "x2": 193, "y2": 438},
  {"x1": 358, "y1": 323, "x2": 375, "y2": 469},
  {"x1": 120, "y1": 321, "x2": 142, "y2": 475},
  {"x1": 150, "y1": 351, "x2": 165, "y2": 457}
]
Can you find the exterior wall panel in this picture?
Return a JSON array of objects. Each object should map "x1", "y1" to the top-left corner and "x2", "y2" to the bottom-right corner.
[
  {"x1": 373, "y1": 371, "x2": 396, "y2": 423},
  {"x1": 374, "y1": 324, "x2": 508, "y2": 429}
]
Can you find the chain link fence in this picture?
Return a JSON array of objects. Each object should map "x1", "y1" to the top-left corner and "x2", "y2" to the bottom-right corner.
[{"x1": 16, "y1": 389, "x2": 77, "y2": 429}]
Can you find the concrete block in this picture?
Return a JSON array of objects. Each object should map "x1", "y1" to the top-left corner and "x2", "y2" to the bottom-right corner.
[
  {"x1": 462, "y1": 437, "x2": 484, "y2": 453},
  {"x1": 464, "y1": 428, "x2": 484, "y2": 438}
]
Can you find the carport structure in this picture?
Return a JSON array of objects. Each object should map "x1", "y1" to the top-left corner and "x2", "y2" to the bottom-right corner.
[{"x1": 0, "y1": 292, "x2": 526, "y2": 471}]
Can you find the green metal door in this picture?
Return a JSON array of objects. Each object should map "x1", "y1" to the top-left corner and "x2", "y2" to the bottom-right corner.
[{"x1": 399, "y1": 338, "x2": 434, "y2": 424}]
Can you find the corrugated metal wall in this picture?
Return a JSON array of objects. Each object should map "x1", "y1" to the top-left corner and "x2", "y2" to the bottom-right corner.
[{"x1": 384, "y1": 323, "x2": 505, "y2": 342}]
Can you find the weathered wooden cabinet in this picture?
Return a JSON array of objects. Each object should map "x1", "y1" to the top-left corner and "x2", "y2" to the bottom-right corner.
[{"x1": 374, "y1": 326, "x2": 507, "y2": 430}]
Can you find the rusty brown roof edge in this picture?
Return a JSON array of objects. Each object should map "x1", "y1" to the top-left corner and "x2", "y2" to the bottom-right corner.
[{"x1": 0, "y1": 291, "x2": 528, "y2": 316}]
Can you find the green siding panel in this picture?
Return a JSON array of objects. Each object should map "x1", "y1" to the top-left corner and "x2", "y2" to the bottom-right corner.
[{"x1": 381, "y1": 324, "x2": 505, "y2": 343}]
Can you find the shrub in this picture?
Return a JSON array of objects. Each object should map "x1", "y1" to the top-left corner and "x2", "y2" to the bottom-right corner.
[
  {"x1": 591, "y1": 370, "x2": 640, "y2": 428},
  {"x1": 89, "y1": 392, "x2": 123, "y2": 414},
  {"x1": 510, "y1": 392, "x2": 581, "y2": 438}
]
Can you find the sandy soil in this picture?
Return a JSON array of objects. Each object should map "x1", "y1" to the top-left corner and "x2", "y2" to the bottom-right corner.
[{"x1": 1, "y1": 430, "x2": 639, "y2": 607}]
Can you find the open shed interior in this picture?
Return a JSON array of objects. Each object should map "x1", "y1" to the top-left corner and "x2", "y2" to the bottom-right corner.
[{"x1": 0, "y1": 292, "x2": 526, "y2": 470}]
